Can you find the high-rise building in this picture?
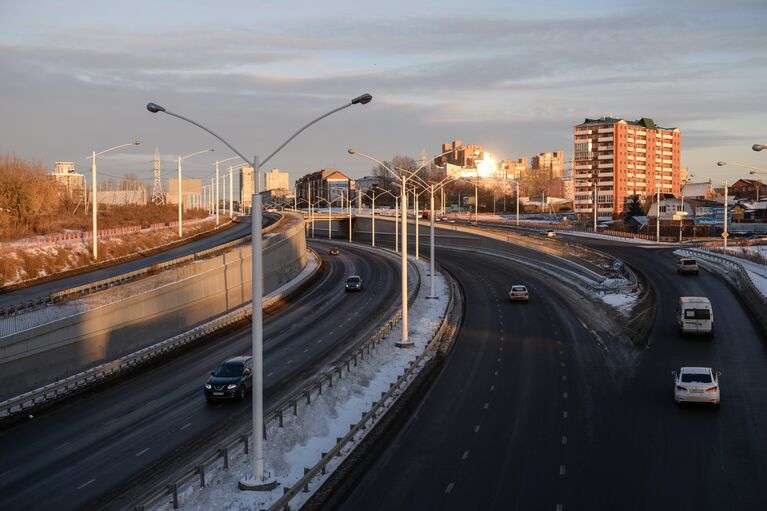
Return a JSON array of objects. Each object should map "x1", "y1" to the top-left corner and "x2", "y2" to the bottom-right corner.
[
  {"x1": 573, "y1": 117, "x2": 681, "y2": 219},
  {"x1": 239, "y1": 166, "x2": 255, "y2": 208},
  {"x1": 166, "y1": 178, "x2": 202, "y2": 208},
  {"x1": 263, "y1": 168, "x2": 290, "y2": 191},
  {"x1": 531, "y1": 151, "x2": 564, "y2": 178},
  {"x1": 435, "y1": 139, "x2": 484, "y2": 168}
]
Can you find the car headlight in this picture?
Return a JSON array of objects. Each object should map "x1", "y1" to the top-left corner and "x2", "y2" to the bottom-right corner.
[
  {"x1": 205, "y1": 384, "x2": 212, "y2": 389},
  {"x1": 227, "y1": 384, "x2": 238, "y2": 389}
]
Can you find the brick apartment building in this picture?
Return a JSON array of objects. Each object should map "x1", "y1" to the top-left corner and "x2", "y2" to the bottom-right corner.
[
  {"x1": 435, "y1": 139, "x2": 484, "y2": 168},
  {"x1": 263, "y1": 168, "x2": 290, "y2": 191},
  {"x1": 573, "y1": 117, "x2": 681, "y2": 219},
  {"x1": 295, "y1": 168, "x2": 354, "y2": 206}
]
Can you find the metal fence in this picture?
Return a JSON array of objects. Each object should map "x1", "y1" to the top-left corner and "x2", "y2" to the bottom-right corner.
[{"x1": 679, "y1": 248, "x2": 767, "y2": 303}]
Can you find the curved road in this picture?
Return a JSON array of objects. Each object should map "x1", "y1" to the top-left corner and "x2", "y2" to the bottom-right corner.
[
  {"x1": 0, "y1": 240, "x2": 400, "y2": 511},
  {"x1": 333, "y1": 219, "x2": 767, "y2": 510}
]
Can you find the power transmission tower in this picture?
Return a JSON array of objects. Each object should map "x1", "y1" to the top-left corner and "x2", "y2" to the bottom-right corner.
[{"x1": 151, "y1": 147, "x2": 165, "y2": 205}]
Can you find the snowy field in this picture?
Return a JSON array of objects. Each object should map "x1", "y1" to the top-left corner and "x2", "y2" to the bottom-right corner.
[{"x1": 154, "y1": 257, "x2": 449, "y2": 511}]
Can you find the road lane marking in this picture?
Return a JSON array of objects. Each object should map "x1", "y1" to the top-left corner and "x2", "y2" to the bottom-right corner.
[
  {"x1": 303, "y1": 348, "x2": 308, "y2": 353},
  {"x1": 490, "y1": 385, "x2": 495, "y2": 391},
  {"x1": 77, "y1": 479, "x2": 95, "y2": 490},
  {"x1": 559, "y1": 465, "x2": 566, "y2": 475},
  {"x1": 445, "y1": 482, "x2": 454, "y2": 494},
  {"x1": 494, "y1": 371, "x2": 498, "y2": 376},
  {"x1": 563, "y1": 392, "x2": 568, "y2": 399},
  {"x1": 562, "y1": 375, "x2": 567, "y2": 381},
  {"x1": 499, "y1": 346, "x2": 503, "y2": 351},
  {"x1": 462, "y1": 450, "x2": 469, "y2": 460},
  {"x1": 557, "y1": 505, "x2": 563, "y2": 511},
  {"x1": 562, "y1": 436, "x2": 567, "y2": 445},
  {"x1": 135, "y1": 448, "x2": 150, "y2": 457},
  {"x1": 484, "y1": 402, "x2": 489, "y2": 409},
  {"x1": 497, "y1": 358, "x2": 502, "y2": 363},
  {"x1": 563, "y1": 411, "x2": 568, "y2": 418},
  {"x1": 266, "y1": 371, "x2": 274, "y2": 377},
  {"x1": 181, "y1": 422, "x2": 192, "y2": 430},
  {"x1": 286, "y1": 359, "x2": 294, "y2": 365},
  {"x1": 105, "y1": 418, "x2": 118, "y2": 426},
  {"x1": 316, "y1": 339, "x2": 324, "y2": 344},
  {"x1": 54, "y1": 441, "x2": 71, "y2": 451},
  {"x1": 474, "y1": 425, "x2": 480, "y2": 433},
  {"x1": 560, "y1": 362, "x2": 565, "y2": 367}
]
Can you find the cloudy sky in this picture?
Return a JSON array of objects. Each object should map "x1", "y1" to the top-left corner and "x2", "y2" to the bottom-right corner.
[{"x1": 1, "y1": 0, "x2": 766, "y2": 188}]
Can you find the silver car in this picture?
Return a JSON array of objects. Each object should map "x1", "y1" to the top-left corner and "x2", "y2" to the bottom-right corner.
[{"x1": 508, "y1": 285, "x2": 529, "y2": 302}]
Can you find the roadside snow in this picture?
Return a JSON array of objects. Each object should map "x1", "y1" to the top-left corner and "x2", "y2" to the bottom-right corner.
[
  {"x1": 676, "y1": 248, "x2": 767, "y2": 301},
  {"x1": 156, "y1": 257, "x2": 449, "y2": 511},
  {"x1": 598, "y1": 291, "x2": 640, "y2": 315}
]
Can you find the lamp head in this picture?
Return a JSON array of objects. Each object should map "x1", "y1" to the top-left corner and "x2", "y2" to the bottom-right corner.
[
  {"x1": 754, "y1": 144, "x2": 767, "y2": 152},
  {"x1": 750, "y1": 171, "x2": 756, "y2": 175},
  {"x1": 716, "y1": 161, "x2": 726, "y2": 167},
  {"x1": 146, "y1": 102, "x2": 166, "y2": 113},
  {"x1": 133, "y1": 141, "x2": 141, "y2": 145},
  {"x1": 347, "y1": 148, "x2": 357, "y2": 155},
  {"x1": 351, "y1": 93, "x2": 373, "y2": 105}
]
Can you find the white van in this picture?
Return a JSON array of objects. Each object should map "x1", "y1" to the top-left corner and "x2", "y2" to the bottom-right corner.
[{"x1": 676, "y1": 297, "x2": 714, "y2": 336}]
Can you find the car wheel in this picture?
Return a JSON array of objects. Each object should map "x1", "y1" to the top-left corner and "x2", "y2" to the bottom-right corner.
[{"x1": 238, "y1": 385, "x2": 247, "y2": 401}]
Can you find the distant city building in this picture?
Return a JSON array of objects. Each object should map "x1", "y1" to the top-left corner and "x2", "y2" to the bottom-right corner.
[
  {"x1": 52, "y1": 161, "x2": 85, "y2": 199},
  {"x1": 355, "y1": 176, "x2": 381, "y2": 194},
  {"x1": 166, "y1": 178, "x2": 202, "y2": 209},
  {"x1": 729, "y1": 179, "x2": 766, "y2": 201},
  {"x1": 295, "y1": 168, "x2": 353, "y2": 206},
  {"x1": 501, "y1": 158, "x2": 528, "y2": 181},
  {"x1": 435, "y1": 139, "x2": 484, "y2": 168},
  {"x1": 682, "y1": 180, "x2": 717, "y2": 200},
  {"x1": 263, "y1": 168, "x2": 290, "y2": 191},
  {"x1": 531, "y1": 151, "x2": 564, "y2": 178},
  {"x1": 573, "y1": 116, "x2": 681, "y2": 219},
  {"x1": 239, "y1": 166, "x2": 255, "y2": 208}
]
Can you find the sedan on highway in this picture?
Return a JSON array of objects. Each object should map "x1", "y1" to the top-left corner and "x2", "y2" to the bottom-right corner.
[
  {"x1": 204, "y1": 356, "x2": 252, "y2": 402},
  {"x1": 673, "y1": 367, "x2": 720, "y2": 406},
  {"x1": 508, "y1": 285, "x2": 529, "y2": 302},
  {"x1": 329, "y1": 247, "x2": 340, "y2": 256},
  {"x1": 345, "y1": 275, "x2": 363, "y2": 292}
]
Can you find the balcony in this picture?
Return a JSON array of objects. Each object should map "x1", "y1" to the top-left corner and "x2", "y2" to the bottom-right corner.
[
  {"x1": 663, "y1": 134, "x2": 673, "y2": 140},
  {"x1": 597, "y1": 127, "x2": 614, "y2": 133},
  {"x1": 627, "y1": 137, "x2": 635, "y2": 143},
  {"x1": 599, "y1": 180, "x2": 614, "y2": 186},
  {"x1": 663, "y1": 159, "x2": 672, "y2": 164},
  {"x1": 574, "y1": 199, "x2": 593, "y2": 205},
  {"x1": 636, "y1": 139, "x2": 646, "y2": 145},
  {"x1": 596, "y1": 145, "x2": 614, "y2": 151},
  {"x1": 574, "y1": 129, "x2": 592, "y2": 135},
  {"x1": 663, "y1": 151, "x2": 673, "y2": 156},
  {"x1": 662, "y1": 183, "x2": 673, "y2": 189},
  {"x1": 636, "y1": 156, "x2": 646, "y2": 161},
  {"x1": 598, "y1": 172, "x2": 614, "y2": 178},
  {"x1": 598, "y1": 154, "x2": 613, "y2": 160},
  {"x1": 575, "y1": 164, "x2": 592, "y2": 170},
  {"x1": 636, "y1": 148, "x2": 646, "y2": 153},
  {"x1": 636, "y1": 173, "x2": 646, "y2": 178},
  {"x1": 598, "y1": 163, "x2": 614, "y2": 168},
  {"x1": 597, "y1": 137, "x2": 614, "y2": 142},
  {"x1": 663, "y1": 143, "x2": 673, "y2": 148}
]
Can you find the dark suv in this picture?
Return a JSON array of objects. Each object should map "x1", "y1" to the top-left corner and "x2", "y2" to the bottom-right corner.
[
  {"x1": 345, "y1": 275, "x2": 363, "y2": 292},
  {"x1": 204, "y1": 356, "x2": 252, "y2": 402}
]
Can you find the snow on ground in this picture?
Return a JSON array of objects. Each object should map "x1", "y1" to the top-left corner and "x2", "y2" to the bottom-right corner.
[
  {"x1": 676, "y1": 248, "x2": 767, "y2": 300},
  {"x1": 598, "y1": 291, "x2": 640, "y2": 315},
  {"x1": 555, "y1": 229, "x2": 664, "y2": 245},
  {"x1": 157, "y1": 257, "x2": 449, "y2": 511}
]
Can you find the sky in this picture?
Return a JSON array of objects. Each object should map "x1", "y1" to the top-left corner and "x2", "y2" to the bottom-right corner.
[{"x1": 1, "y1": 0, "x2": 766, "y2": 188}]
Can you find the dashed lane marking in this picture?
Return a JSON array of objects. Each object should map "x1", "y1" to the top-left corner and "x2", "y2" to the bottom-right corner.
[
  {"x1": 490, "y1": 385, "x2": 495, "y2": 391},
  {"x1": 562, "y1": 375, "x2": 567, "y2": 381},
  {"x1": 560, "y1": 362, "x2": 565, "y2": 367},
  {"x1": 445, "y1": 482, "x2": 454, "y2": 494},
  {"x1": 105, "y1": 418, "x2": 118, "y2": 426},
  {"x1": 54, "y1": 441, "x2": 71, "y2": 451},
  {"x1": 135, "y1": 448, "x2": 150, "y2": 457},
  {"x1": 286, "y1": 360, "x2": 294, "y2": 365},
  {"x1": 181, "y1": 422, "x2": 192, "y2": 431},
  {"x1": 494, "y1": 371, "x2": 499, "y2": 376},
  {"x1": 557, "y1": 505, "x2": 564, "y2": 511},
  {"x1": 266, "y1": 372, "x2": 274, "y2": 377},
  {"x1": 563, "y1": 411, "x2": 568, "y2": 419},
  {"x1": 462, "y1": 450, "x2": 469, "y2": 460},
  {"x1": 562, "y1": 436, "x2": 567, "y2": 445},
  {"x1": 559, "y1": 465, "x2": 566, "y2": 476},
  {"x1": 474, "y1": 425, "x2": 480, "y2": 433},
  {"x1": 497, "y1": 358, "x2": 502, "y2": 363},
  {"x1": 563, "y1": 392, "x2": 568, "y2": 399},
  {"x1": 484, "y1": 402, "x2": 489, "y2": 410},
  {"x1": 76, "y1": 479, "x2": 95, "y2": 490}
]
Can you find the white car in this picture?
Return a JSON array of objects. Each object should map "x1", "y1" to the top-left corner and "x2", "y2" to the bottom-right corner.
[
  {"x1": 508, "y1": 285, "x2": 529, "y2": 302},
  {"x1": 673, "y1": 367, "x2": 720, "y2": 406}
]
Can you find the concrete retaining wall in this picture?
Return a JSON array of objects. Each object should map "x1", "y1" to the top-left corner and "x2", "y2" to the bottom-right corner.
[{"x1": 0, "y1": 214, "x2": 307, "y2": 400}]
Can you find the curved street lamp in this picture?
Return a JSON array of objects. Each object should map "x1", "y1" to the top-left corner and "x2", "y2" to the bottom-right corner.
[
  {"x1": 753, "y1": 144, "x2": 766, "y2": 152},
  {"x1": 87, "y1": 141, "x2": 141, "y2": 259},
  {"x1": 178, "y1": 149, "x2": 215, "y2": 237},
  {"x1": 146, "y1": 92, "x2": 371, "y2": 492}
]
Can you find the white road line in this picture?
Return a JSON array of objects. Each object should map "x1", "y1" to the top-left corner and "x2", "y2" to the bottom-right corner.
[
  {"x1": 303, "y1": 348, "x2": 308, "y2": 353},
  {"x1": 484, "y1": 402, "x2": 489, "y2": 409},
  {"x1": 105, "y1": 418, "x2": 118, "y2": 426},
  {"x1": 181, "y1": 422, "x2": 192, "y2": 430},
  {"x1": 316, "y1": 339, "x2": 324, "y2": 344},
  {"x1": 474, "y1": 425, "x2": 480, "y2": 433},
  {"x1": 562, "y1": 375, "x2": 567, "y2": 381},
  {"x1": 563, "y1": 411, "x2": 568, "y2": 418},
  {"x1": 490, "y1": 385, "x2": 495, "y2": 391},
  {"x1": 563, "y1": 392, "x2": 568, "y2": 399},
  {"x1": 560, "y1": 362, "x2": 565, "y2": 367},
  {"x1": 445, "y1": 482, "x2": 454, "y2": 494},
  {"x1": 559, "y1": 465, "x2": 566, "y2": 475},
  {"x1": 494, "y1": 371, "x2": 499, "y2": 376},
  {"x1": 499, "y1": 346, "x2": 504, "y2": 352},
  {"x1": 562, "y1": 436, "x2": 567, "y2": 445},
  {"x1": 286, "y1": 359, "x2": 294, "y2": 365},
  {"x1": 556, "y1": 505, "x2": 564, "y2": 511},
  {"x1": 497, "y1": 358, "x2": 502, "y2": 363},
  {"x1": 76, "y1": 479, "x2": 95, "y2": 490},
  {"x1": 266, "y1": 371, "x2": 274, "y2": 377},
  {"x1": 462, "y1": 450, "x2": 469, "y2": 460},
  {"x1": 135, "y1": 448, "x2": 150, "y2": 457},
  {"x1": 54, "y1": 441, "x2": 71, "y2": 451}
]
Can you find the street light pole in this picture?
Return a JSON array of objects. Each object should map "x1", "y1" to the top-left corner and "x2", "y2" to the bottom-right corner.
[
  {"x1": 146, "y1": 91, "x2": 372, "y2": 492},
  {"x1": 88, "y1": 141, "x2": 140, "y2": 260}
]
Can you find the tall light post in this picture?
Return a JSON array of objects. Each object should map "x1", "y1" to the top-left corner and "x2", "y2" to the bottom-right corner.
[
  {"x1": 88, "y1": 141, "x2": 141, "y2": 260},
  {"x1": 177, "y1": 149, "x2": 214, "y2": 237},
  {"x1": 679, "y1": 174, "x2": 693, "y2": 243},
  {"x1": 147, "y1": 92, "x2": 372, "y2": 492}
]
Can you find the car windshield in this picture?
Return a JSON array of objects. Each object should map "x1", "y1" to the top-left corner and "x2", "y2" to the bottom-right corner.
[
  {"x1": 214, "y1": 363, "x2": 243, "y2": 377},
  {"x1": 681, "y1": 372, "x2": 712, "y2": 383},
  {"x1": 512, "y1": 286, "x2": 526, "y2": 292},
  {"x1": 684, "y1": 308, "x2": 710, "y2": 320},
  {"x1": 681, "y1": 260, "x2": 696, "y2": 265},
  {"x1": 347, "y1": 277, "x2": 360, "y2": 283}
]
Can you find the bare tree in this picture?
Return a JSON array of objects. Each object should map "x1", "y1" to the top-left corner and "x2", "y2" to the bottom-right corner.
[{"x1": 0, "y1": 153, "x2": 60, "y2": 234}]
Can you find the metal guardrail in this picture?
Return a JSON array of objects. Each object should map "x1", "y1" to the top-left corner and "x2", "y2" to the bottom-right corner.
[
  {"x1": 0, "y1": 215, "x2": 281, "y2": 320},
  {"x1": 680, "y1": 248, "x2": 767, "y2": 303},
  {"x1": 132, "y1": 256, "x2": 424, "y2": 511}
]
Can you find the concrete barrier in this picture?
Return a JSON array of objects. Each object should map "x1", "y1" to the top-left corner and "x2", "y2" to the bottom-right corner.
[{"x1": 0, "y1": 213, "x2": 307, "y2": 400}]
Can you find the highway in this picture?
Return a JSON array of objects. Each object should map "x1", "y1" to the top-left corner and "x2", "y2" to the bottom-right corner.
[
  {"x1": 0, "y1": 240, "x2": 401, "y2": 511},
  {"x1": 331, "y1": 219, "x2": 767, "y2": 510},
  {"x1": 0, "y1": 215, "x2": 265, "y2": 306}
]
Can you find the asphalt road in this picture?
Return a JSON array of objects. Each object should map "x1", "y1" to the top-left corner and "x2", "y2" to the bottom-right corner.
[
  {"x1": 0, "y1": 215, "x2": 265, "y2": 306},
  {"x1": 0, "y1": 240, "x2": 400, "y2": 511},
  {"x1": 334, "y1": 219, "x2": 767, "y2": 510}
]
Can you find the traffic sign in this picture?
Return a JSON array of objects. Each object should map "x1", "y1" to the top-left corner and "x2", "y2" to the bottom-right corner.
[
  {"x1": 612, "y1": 259, "x2": 623, "y2": 271},
  {"x1": 721, "y1": 231, "x2": 729, "y2": 239}
]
